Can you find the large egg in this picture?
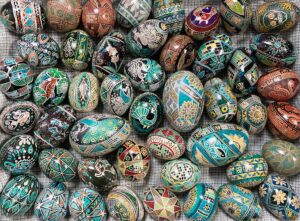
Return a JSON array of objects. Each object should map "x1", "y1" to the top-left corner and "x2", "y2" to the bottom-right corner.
[
  {"x1": 34, "y1": 182, "x2": 69, "y2": 221},
  {"x1": 124, "y1": 58, "x2": 165, "y2": 92},
  {"x1": 0, "y1": 135, "x2": 38, "y2": 174},
  {"x1": 259, "y1": 175, "x2": 299, "y2": 221},
  {"x1": 204, "y1": 78, "x2": 237, "y2": 122},
  {"x1": 187, "y1": 123, "x2": 249, "y2": 167},
  {"x1": 68, "y1": 72, "x2": 99, "y2": 112},
  {"x1": 163, "y1": 71, "x2": 204, "y2": 132},
  {"x1": 0, "y1": 168, "x2": 10, "y2": 193},
  {"x1": 125, "y1": 19, "x2": 168, "y2": 58},
  {"x1": 69, "y1": 114, "x2": 131, "y2": 157},
  {"x1": 39, "y1": 148, "x2": 78, "y2": 182},
  {"x1": 0, "y1": 174, "x2": 40, "y2": 216}
]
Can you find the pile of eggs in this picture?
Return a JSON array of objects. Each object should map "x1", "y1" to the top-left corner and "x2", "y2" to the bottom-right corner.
[{"x1": 0, "y1": 0, "x2": 299, "y2": 220}]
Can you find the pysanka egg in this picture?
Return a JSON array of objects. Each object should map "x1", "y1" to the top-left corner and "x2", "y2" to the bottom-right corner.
[
  {"x1": 163, "y1": 71, "x2": 204, "y2": 133},
  {"x1": 69, "y1": 114, "x2": 131, "y2": 157},
  {"x1": 187, "y1": 123, "x2": 249, "y2": 167}
]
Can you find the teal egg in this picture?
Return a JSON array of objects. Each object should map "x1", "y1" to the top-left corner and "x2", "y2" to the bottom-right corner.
[
  {"x1": 69, "y1": 114, "x2": 131, "y2": 157},
  {"x1": 218, "y1": 184, "x2": 262, "y2": 221},
  {"x1": 124, "y1": 58, "x2": 165, "y2": 92},
  {"x1": 0, "y1": 174, "x2": 40, "y2": 216},
  {"x1": 187, "y1": 123, "x2": 249, "y2": 167},
  {"x1": 183, "y1": 183, "x2": 218, "y2": 221},
  {"x1": 129, "y1": 92, "x2": 163, "y2": 134}
]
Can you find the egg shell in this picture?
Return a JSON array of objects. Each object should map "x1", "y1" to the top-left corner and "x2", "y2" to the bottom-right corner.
[
  {"x1": 259, "y1": 175, "x2": 299, "y2": 221},
  {"x1": 82, "y1": 0, "x2": 116, "y2": 38},
  {"x1": 100, "y1": 73, "x2": 133, "y2": 116},
  {"x1": 218, "y1": 184, "x2": 262, "y2": 221},
  {"x1": 92, "y1": 31, "x2": 126, "y2": 79},
  {"x1": 39, "y1": 148, "x2": 78, "y2": 182},
  {"x1": 0, "y1": 101, "x2": 40, "y2": 135},
  {"x1": 236, "y1": 95, "x2": 267, "y2": 134},
  {"x1": 183, "y1": 183, "x2": 218, "y2": 221},
  {"x1": 78, "y1": 158, "x2": 117, "y2": 192},
  {"x1": 143, "y1": 186, "x2": 181, "y2": 221},
  {"x1": 263, "y1": 139, "x2": 300, "y2": 177},
  {"x1": 107, "y1": 186, "x2": 144, "y2": 220},
  {"x1": 185, "y1": 6, "x2": 221, "y2": 41},
  {"x1": 61, "y1": 30, "x2": 94, "y2": 71},
  {"x1": 34, "y1": 105, "x2": 76, "y2": 149},
  {"x1": 124, "y1": 58, "x2": 165, "y2": 92},
  {"x1": 125, "y1": 19, "x2": 168, "y2": 58},
  {"x1": 69, "y1": 114, "x2": 131, "y2": 157},
  {"x1": 33, "y1": 68, "x2": 69, "y2": 107},
  {"x1": 34, "y1": 182, "x2": 69, "y2": 221},
  {"x1": 252, "y1": 2, "x2": 300, "y2": 33},
  {"x1": 68, "y1": 72, "x2": 99, "y2": 112},
  {"x1": 267, "y1": 102, "x2": 300, "y2": 140},
  {"x1": 0, "y1": 168, "x2": 10, "y2": 193},
  {"x1": 69, "y1": 188, "x2": 107, "y2": 221},
  {"x1": 0, "y1": 0, "x2": 46, "y2": 34},
  {"x1": 204, "y1": 78, "x2": 237, "y2": 122},
  {"x1": 116, "y1": 0, "x2": 152, "y2": 28},
  {"x1": 159, "y1": 35, "x2": 196, "y2": 73},
  {"x1": 147, "y1": 127, "x2": 186, "y2": 160},
  {"x1": 0, "y1": 135, "x2": 38, "y2": 174},
  {"x1": 187, "y1": 123, "x2": 249, "y2": 167},
  {"x1": 257, "y1": 68, "x2": 300, "y2": 101},
  {"x1": 0, "y1": 57, "x2": 35, "y2": 100},
  {"x1": 0, "y1": 174, "x2": 40, "y2": 216}
]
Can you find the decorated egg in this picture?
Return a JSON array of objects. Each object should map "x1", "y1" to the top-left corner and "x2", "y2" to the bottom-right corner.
[
  {"x1": 193, "y1": 34, "x2": 234, "y2": 81},
  {"x1": 143, "y1": 186, "x2": 181, "y2": 221},
  {"x1": 187, "y1": 123, "x2": 249, "y2": 167},
  {"x1": 100, "y1": 73, "x2": 133, "y2": 116},
  {"x1": 129, "y1": 92, "x2": 163, "y2": 134},
  {"x1": 161, "y1": 158, "x2": 200, "y2": 193},
  {"x1": 218, "y1": 184, "x2": 262, "y2": 221},
  {"x1": 106, "y1": 186, "x2": 144, "y2": 221},
  {"x1": 92, "y1": 31, "x2": 126, "y2": 79},
  {"x1": 259, "y1": 175, "x2": 299, "y2": 220},
  {"x1": 124, "y1": 58, "x2": 165, "y2": 92},
  {"x1": 250, "y1": 34, "x2": 296, "y2": 67},
  {"x1": 125, "y1": 19, "x2": 168, "y2": 58},
  {"x1": 33, "y1": 68, "x2": 69, "y2": 107},
  {"x1": 237, "y1": 95, "x2": 267, "y2": 134},
  {"x1": 68, "y1": 72, "x2": 99, "y2": 112},
  {"x1": 257, "y1": 68, "x2": 300, "y2": 101},
  {"x1": 0, "y1": 174, "x2": 40, "y2": 216},
  {"x1": 0, "y1": 0, "x2": 46, "y2": 34},
  {"x1": 69, "y1": 188, "x2": 107, "y2": 221},
  {"x1": 267, "y1": 102, "x2": 300, "y2": 140},
  {"x1": 147, "y1": 127, "x2": 185, "y2": 160},
  {"x1": 82, "y1": 0, "x2": 116, "y2": 38},
  {"x1": 78, "y1": 158, "x2": 117, "y2": 192},
  {"x1": 263, "y1": 139, "x2": 300, "y2": 177},
  {"x1": 227, "y1": 48, "x2": 260, "y2": 97},
  {"x1": 163, "y1": 71, "x2": 204, "y2": 132},
  {"x1": 252, "y1": 2, "x2": 300, "y2": 33},
  {"x1": 204, "y1": 78, "x2": 237, "y2": 122},
  {"x1": 159, "y1": 35, "x2": 196, "y2": 73},
  {"x1": 0, "y1": 101, "x2": 40, "y2": 135},
  {"x1": 152, "y1": 0, "x2": 184, "y2": 34},
  {"x1": 185, "y1": 6, "x2": 221, "y2": 41},
  {"x1": 39, "y1": 148, "x2": 78, "y2": 182},
  {"x1": 61, "y1": 30, "x2": 94, "y2": 71},
  {"x1": 69, "y1": 114, "x2": 131, "y2": 157},
  {"x1": 116, "y1": 0, "x2": 152, "y2": 28},
  {"x1": 34, "y1": 105, "x2": 76, "y2": 149},
  {"x1": 0, "y1": 135, "x2": 38, "y2": 174},
  {"x1": 34, "y1": 182, "x2": 69, "y2": 221},
  {"x1": 183, "y1": 183, "x2": 218, "y2": 221},
  {"x1": 0, "y1": 57, "x2": 35, "y2": 100},
  {"x1": 0, "y1": 168, "x2": 10, "y2": 193}
]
